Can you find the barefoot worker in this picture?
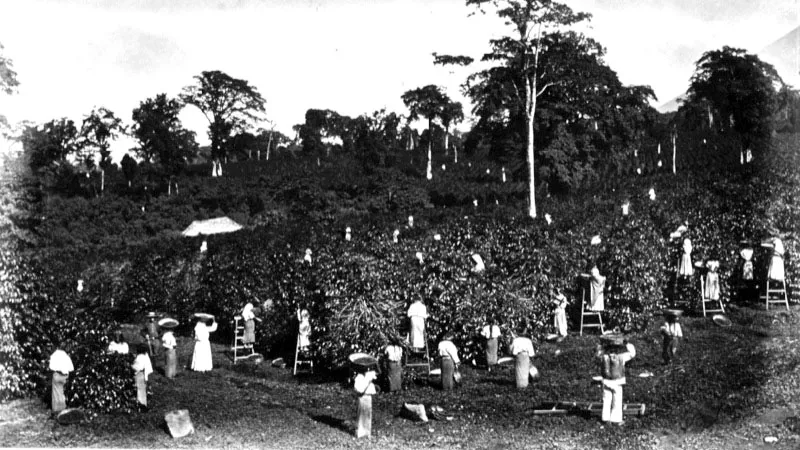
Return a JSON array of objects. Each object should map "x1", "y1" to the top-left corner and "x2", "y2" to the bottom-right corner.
[
  {"x1": 407, "y1": 298, "x2": 428, "y2": 351},
  {"x1": 553, "y1": 288, "x2": 569, "y2": 338},
  {"x1": 132, "y1": 344, "x2": 153, "y2": 407},
  {"x1": 383, "y1": 335, "x2": 404, "y2": 392},
  {"x1": 241, "y1": 302, "x2": 259, "y2": 350},
  {"x1": 48, "y1": 345, "x2": 74, "y2": 413},
  {"x1": 191, "y1": 314, "x2": 217, "y2": 372},
  {"x1": 596, "y1": 334, "x2": 636, "y2": 424},
  {"x1": 660, "y1": 310, "x2": 683, "y2": 364},
  {"x1": 437, "y1": 333, "x2": 460, "y2": 390},
  {"x1": 510, "y1": 330, "x2": 535, "y2": 389},
  {"x1": 297, "y1": 308, "x2": 312, "y2": 353},
  {"x1": 353, "y1": 365, "x2": 378, "y2": 438},
  {"x1": 481, "y1": 317, "x2": 501, "y2": 372},
  {"x1": 159, "y1": 317, "x2": 179, "y2": 378}
]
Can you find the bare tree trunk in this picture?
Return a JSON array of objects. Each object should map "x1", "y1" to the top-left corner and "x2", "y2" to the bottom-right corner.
[
  {"x1": 444, "y1": 126, "x2": 450, "y2": 157},
  {"x1": 526, "y1": 77, "x2": 537, "y2": 219},
  {"x1": 100, "y1": 169, "x2": 104, "y2": 194},
  {"x1": 266, "y1": 130, "x2": 273, "y2": 161},
  {"x1": 426, "y1": 119, "x2": 433, "y2": 180},
  {"x1": 672, "y1": 132, "x2": 677, "y2": 174}
]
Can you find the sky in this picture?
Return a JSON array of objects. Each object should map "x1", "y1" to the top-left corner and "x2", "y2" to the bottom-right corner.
[{"x1": 1, "y1": 0, "x2": 797, "y2": 160}]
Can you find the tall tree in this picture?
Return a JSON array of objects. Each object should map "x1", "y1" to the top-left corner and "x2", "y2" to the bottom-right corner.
[
  {"x1": 440, "y1": 100, "x2": 464, "y2": 155},
  {"x1": 401, "y1": 85, "x2": 449, "y2": 179},
  {"x1": 180, "y1": 70, "x2": 266, "y2": 161},
  {"x1": 684, "y1": 46, "x2": 785, "y2": 153},
  {"x1": 21, "y1": 118, "x2": 80, "y2": 172},
  {"x1": 79, "y1": 107, "x2": 125, "y2": 172},
  {"x1": 120, "y1": 153, "x2": 138, "y2": 187},
  {"x1": 441, "y1": 0, "x2": 590, "y2": 217},
  {"x1": 131, "y1": 94, "x2": 198, "y2": 176}
]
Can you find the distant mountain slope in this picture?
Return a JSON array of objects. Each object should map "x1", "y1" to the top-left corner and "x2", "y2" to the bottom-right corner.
[{"x1": 658, "y1": 26, "x2": 800, "y2": 113}]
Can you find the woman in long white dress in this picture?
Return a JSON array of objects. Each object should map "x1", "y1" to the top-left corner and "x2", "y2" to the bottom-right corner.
[
  {"x1": 407, "y1": 299, "x2": 428, "y2": 350},
  {"x1": 191, "y1": 316, "x2": 217, "y2": 372},
  {"x1": 768, "y1": 237, "x2": 786, "y2": 281}
]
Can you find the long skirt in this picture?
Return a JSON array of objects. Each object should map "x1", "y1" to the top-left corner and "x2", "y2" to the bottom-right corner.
[
  {"x1": 515, "y1": 352, "x2": 530, "y2": 389},
  {"x1": 165, "y1": 348, "x2": 177, "y2": 378},
  {"x1": 244, "y1": 319, "x2": 255, "y2": 345},
  {"x1": 662, "y1": 336, "x2": 679, "y2": 364},
  {"x1": 135, "y1": 371, "x2": 147, "y2": 406},
  {"x1": 769, "y1": 255, "x2": 785, "y2": 281},
  {"x1": 409, "y1": 317, "x2": 425, "y2": 349},
  {"x1": 441, "y1": 356, "x2": 454, "y2": 390},
  {"x1": 555, "y1": 308, "x2": 568, "y2": 336},
  {"x1": 356, "y1": 395, "x2": 372, "y2": 438},
  {"x1": 704, "y1": 273, "x2": 720, "y2": 300},
  {"x1": 51, "y1": 372, "x2": 68, "y2": 412},
  {"x1": 601, "y1": 379, "x2": 624, "y2": 423},
  {"x1": 191, "y1": 339, "x2": 213, "y2": 372},
  {"x1": 678, "y1": 254, "x2": 693, "y2": 277},
  {"x1": 485, "y1": 338, "x2": 498, "y2": 367},
  {"x1": 387, "y1": 361, "x2": 402, "y2": 392}
]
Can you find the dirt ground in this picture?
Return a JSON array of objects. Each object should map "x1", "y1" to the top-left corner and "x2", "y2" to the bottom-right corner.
[{"x1": 3, "y1": 304, "x2": 800, "y2": 449}]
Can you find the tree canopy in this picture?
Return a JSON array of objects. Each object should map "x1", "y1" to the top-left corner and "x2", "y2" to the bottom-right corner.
[
  {"x1": 683, "y1": 46, "x2": 785, "y2": 152},
  {"x1": 180, "y1": 70, "x2": 266, "y2": 160},
  {"x1": 79, "y1": 107, "x2": 125, "y2": 171},
  {"x1": 131, "y1": 94, "x2": 198, "y2": 176}
]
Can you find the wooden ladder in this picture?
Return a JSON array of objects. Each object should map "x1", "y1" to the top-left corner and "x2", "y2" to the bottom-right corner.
[
  {"x1": 404, "y1": 334, "x2": 431, "y2": 376},
  {"x1": 762, "y1": 277, "x2": 790, "y2": 311},
  {"x1": 699, "y1": 275, "x2": 725, "y2": 317},
  {"x1": 293, "y1": 334, "x2": 314, "y2": 375},
  {"x1": 580, "y1": 282, "x2": 604, "y2": 336},
  {"x1": 532, "y1": 401, "x2": 646, "y2": 416},
  {"x1": 231, "y1": 316, "x2": 253, "y2": 364}
]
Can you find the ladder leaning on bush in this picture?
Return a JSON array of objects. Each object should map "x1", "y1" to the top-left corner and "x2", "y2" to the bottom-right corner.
[
  {"x1": 579, "y1": 274, "x2": 604, "y2": 336},
  {"x1": 231, "y1": 316, "x2": 253, "y2": 364},
  {"x1": 404, "y1": 333, "x2": 431, "y2": 375},
  {"x1": 293, "y1": 334, "x2": 314, "y2": 375}
]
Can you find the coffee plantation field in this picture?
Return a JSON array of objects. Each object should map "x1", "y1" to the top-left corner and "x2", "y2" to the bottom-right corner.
[{"x1": 3, "y1": 134, "x2": 800, "y2": 448}]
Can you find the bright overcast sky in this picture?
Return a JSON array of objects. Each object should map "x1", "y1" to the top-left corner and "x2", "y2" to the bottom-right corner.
[{"x1": 1, "y1": 0, "x2": 797, "y2": 159}]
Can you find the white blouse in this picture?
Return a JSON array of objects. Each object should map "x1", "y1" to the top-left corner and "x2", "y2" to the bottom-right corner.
[
  {"x1": 385, "y1": 345, "x2": 403, "y2": 362},
  {"x1": 132, "y1": 353, "x2": 154, "y2": 381},
  {"x1": 481, "y1": 325, "x2": 501, "y2": 339},
  {"x1": 407, "y1": 302, "x2": 428, "y2": 319},
  {"x1": 49, "y1": 350, "x2": 74, "y2": 374},
  {"x1": 510, "y1": 337, "x2": 535, "y2": 356},
  {"x1": 161, "y1": 331, "x2": 177, "y2": 349},
  {"x1": 438, "y1": 340, "x2": 460, "y2": 364}
]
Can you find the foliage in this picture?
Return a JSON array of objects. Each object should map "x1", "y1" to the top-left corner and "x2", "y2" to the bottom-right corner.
[
  {"x1": 21, "y1": 118, "x2": 81, "y2": 173},
  {"x1": 65, "y1": 350, "x2": 138, "y2": 416},
  {"x1": 131, "y1": 94, "x2": 199, "y2": 176},
  {"x1": 180, "y1": 70, "x2": 267, "y2": 160},
  {"x1": 78, "y1": 107, "x2": 126, "y2": 171},
  {"x1": 0, "y1": 42, "x2": 19, "y2": 96},
  {"x1": 683, "y1": 46, "x2": 785, "y2": 153}
]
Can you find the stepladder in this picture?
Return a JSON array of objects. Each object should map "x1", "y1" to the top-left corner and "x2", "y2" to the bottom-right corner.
[
  {"x1": 232, "y1": 316, "x2": 254, "y2": 364},
  {"x1": 699, "y1": 272, "x2": 725, "y2": 317},
  {"x1": 404, "y1": 332, "x2": 431, "y2": 376},
  {"x1": 580, "y1": 280, "x2": 604, "y2": 336},
  {"x1": 762, "y1": 277, "x2": 790, "y2": 311},
  {"x1": 293, "y1": 334, "x2": 313, "y2": 375}
]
